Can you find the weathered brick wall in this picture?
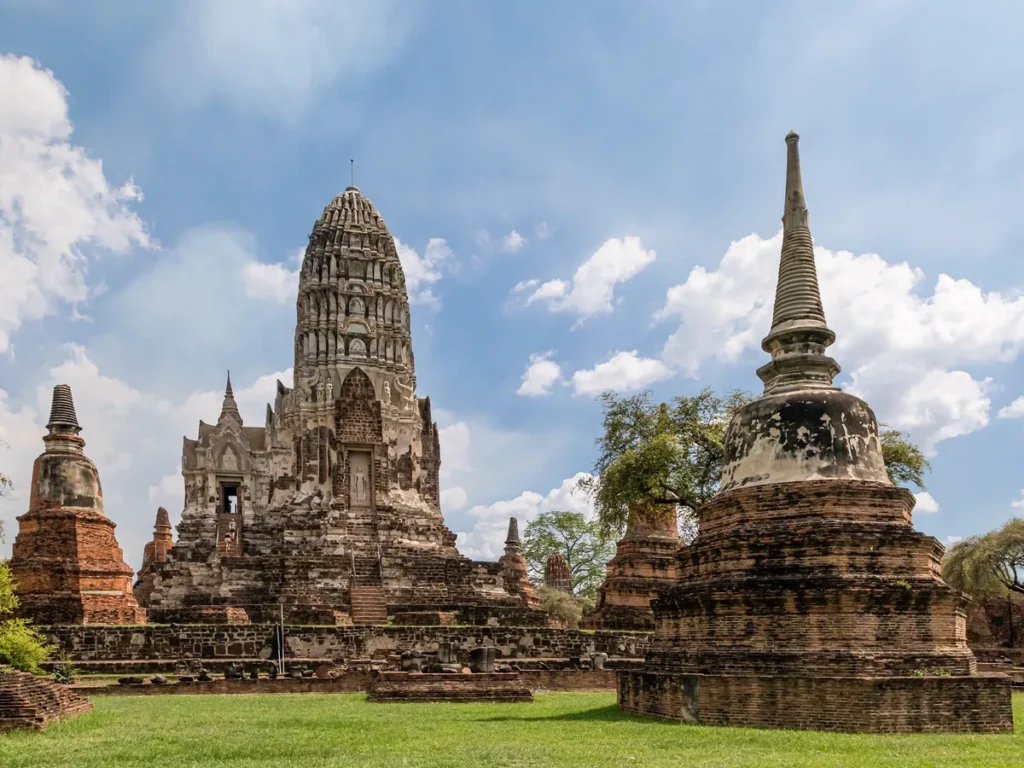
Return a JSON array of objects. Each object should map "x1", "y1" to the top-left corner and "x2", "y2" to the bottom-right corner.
[
  {"x1": 45, "y1": 625, "x2": 652, "y2": 663},
  {"x1": 618, "y1": 672, "x2": 1014, "y2": 734}
]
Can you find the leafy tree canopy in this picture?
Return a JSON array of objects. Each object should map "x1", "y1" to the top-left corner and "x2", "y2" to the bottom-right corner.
[
  {"x1": 522, "y1": 511, "x2": 615, "y2": 599},
  {"x1": 943, "y1": 518, "x2": 1024, "y2": 598},
  {"x1": 0, "y1": 522, "x2": 54, "y2": 672},
  {"x1": 581, "y1": 388, "x2": 931, "y2": 536}
]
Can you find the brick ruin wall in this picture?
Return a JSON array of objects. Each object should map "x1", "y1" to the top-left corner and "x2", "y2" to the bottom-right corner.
[
  {"x1": 617, "y1": 671, "x2": 1014, "y2": 734},
  {"x1": 45, "y1": 625, "x2": 651, "y2": 664}
]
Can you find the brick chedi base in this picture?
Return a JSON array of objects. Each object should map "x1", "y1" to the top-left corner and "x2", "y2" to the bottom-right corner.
[
  {"x1": 618, "y1": 480, "x2": 1014, "y2": 733},
  {"x1": 368, "y1": 672, "x2": 533, "y2": 703},
  {"x1": 620, "y1": 132, "x2": 1013, "y2": 734},
  {"x1": 584, "y1": 501, "x2": 677, "y2": 630},
  {"x1": 0, "y1": 669, "x2": 93, "y2": 731},
  {"x1": 10, "y1": 385, "x2": 145, "y2": 625}
]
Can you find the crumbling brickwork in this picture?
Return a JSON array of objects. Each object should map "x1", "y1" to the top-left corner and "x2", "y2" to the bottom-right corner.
[
  {"x1": 0, "y1": 669, "x2": 93, "y2": 731},
  {"x1": 584, "y1": 501, "x2": 678, "y2": 630}
]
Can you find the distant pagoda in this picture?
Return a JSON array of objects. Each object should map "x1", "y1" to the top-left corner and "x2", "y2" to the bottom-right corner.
[{"x1": 618, "y1": 133, "x2": 1013, "y2": 733}]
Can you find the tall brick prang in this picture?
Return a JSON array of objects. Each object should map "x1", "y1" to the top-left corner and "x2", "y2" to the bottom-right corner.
[
  {"x1": 618, "y1": 133, "x2": 1014, "y2": 733},
  {"x1": 10, "y1": 385, "x2": 145, "y2": 625}
]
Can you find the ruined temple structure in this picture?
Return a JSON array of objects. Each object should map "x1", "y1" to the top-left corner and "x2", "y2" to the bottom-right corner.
[
  {"x1": 544, "y1": 552, "x2": 572, "y2": 594},
  {"x1": 0, "y1": 668, "x2": 93, "y2": 731},
  {"x1": 583, "y1": 500, "x2": 678, "y2": 630},
  {"x1": 619, "y1": 133, "x2": 1014, "y2": 733},
  {"x1": 497, "y1": 518, "x2": 540, "y2": 609},
  {"x1": 139, "y1": 186, "x2": 540, "y2": 625},
  {"x1": 133, "y1": 508, "x2": 175, "y2": 605},
  {"x1": 10, "y1": 385, "x2": 145, "y2": 625}
]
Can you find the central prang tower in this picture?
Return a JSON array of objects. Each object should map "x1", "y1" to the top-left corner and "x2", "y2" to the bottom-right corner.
[{"x1": 139, "y1": 186, "x2": 534, "y2": 625}]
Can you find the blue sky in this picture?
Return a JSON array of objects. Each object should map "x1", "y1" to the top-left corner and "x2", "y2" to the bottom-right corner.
[{"x1": 2, "y1": 0, "x2": 1024, "y2": 567}]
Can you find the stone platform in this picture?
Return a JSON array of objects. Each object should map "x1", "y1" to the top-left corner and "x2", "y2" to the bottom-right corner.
[
  {"x1": 0, "y1": 669, "x2": 94, "y2": 731},
  {"x1": 367, "y1": 672, "x2": 533, "y2": 703},
  {"x1": 618, "y1": 672, "x2": 1013, "y2": 733}
]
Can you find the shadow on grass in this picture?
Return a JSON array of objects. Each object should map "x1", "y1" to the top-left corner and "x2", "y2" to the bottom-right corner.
[{"x1": 475, "y1": 705, "x2": 678, "y2": 724}]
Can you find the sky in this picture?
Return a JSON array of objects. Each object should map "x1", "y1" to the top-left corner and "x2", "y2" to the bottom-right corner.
[{"x1": 2, "y1": 0, "x2": 1024, "y2": 569}]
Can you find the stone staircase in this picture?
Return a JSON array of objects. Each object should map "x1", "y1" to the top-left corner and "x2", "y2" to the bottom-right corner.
[
  {"x1": 350, "y1": 554, "x2": 387, "y2": 625},
  {"x1": 350, "y1": 586, "x2": 387, "y2": 625}
]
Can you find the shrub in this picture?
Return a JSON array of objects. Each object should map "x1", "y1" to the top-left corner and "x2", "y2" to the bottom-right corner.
[
  {"x1": 0, "y1": 618, "x2": 52, "y2": 673},
  {"x1": 537, "y1": 586, "x2": 593, "y2": 630}
]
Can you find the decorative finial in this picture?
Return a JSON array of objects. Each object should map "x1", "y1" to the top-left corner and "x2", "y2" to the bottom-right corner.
[
  {"x1": 218, "y1": 371, "x2": 242, "y2": 425},
  {"x1": 46, "y1": 384, "x2": 81, "y2": 435},
  {"x1": 756, "y1": 132, "x2": 839, "y2": 394},
  {"x1": 350, "y1": 158, "x2": 354, "y2": 188}
]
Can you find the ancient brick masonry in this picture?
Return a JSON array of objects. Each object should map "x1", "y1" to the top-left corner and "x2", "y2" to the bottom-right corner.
[
  {"x1": 498, "y1": 518, "x2": 539, "y2": 609},
  {"x1": 0, "y1": 669, "x2": 93, "y2": 731},
  {"x1": 619, "y1": 132, "x2": 1014, "y2": 734},
  {"x1": 584, "y1": 500, "x2": 678, "y2": 630},
  {"x1": 544, "y1": 552, "x2": 572, "y2": 593},
  {"x1": 10, "y1": 385, "x2": 145, "y2": 625},
  {"x1": 140, "y1": 186, "x2": 540, "y2": 625}
]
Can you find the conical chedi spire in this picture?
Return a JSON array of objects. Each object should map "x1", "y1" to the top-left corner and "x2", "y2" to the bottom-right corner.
[
  {"x1": 47, "y1": 384, "x2": 81, "y2": 435},
  {"x1": 757, "y1": 132, "x2": 840, "y2": 395},
  {"x1": 505, "y1": 517, "x2": 521, "y2": 550},
  {"x1": 218, "y1": 371, "x2": 242, "y2": 425}
]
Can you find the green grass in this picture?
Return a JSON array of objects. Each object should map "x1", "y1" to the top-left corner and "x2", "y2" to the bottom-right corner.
[{"x1": 1, "y1": 692, "x2": 1022, "y2": 768}]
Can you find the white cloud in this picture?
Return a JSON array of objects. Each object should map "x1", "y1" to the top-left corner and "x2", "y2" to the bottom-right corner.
[
  {"x1": 524, "y1": 236, "x2": 656, "y2": 326},
  {"x1": 516, "y1": 352, "x2": 562, "y2": 397},
  {"x1": 437, "y1": 420, "x2": 472, "y2": 480},
  {"x1": 1012, "y1": 491, "x2": 1024, "y2": 509},
  {"x1": 998, "y1": 396, "x2": 1024, "y2": 419},
  {"x1": 944, "y1": 535, "x2": 964, "y2": 549},
  {"x1": 571, "y1": 350, "x2": 673, "y2": 397},
  {"x1": 0, "y1": 345, "x2": 292, "y2": 568},
  {"x1": 512, "y1": 279, "x2": 539, "y2": 293},
  {"x1": 149, "y1": 0, "x2": 413, "y2": 119},
  {"x1": 242, "y1": 261, "x2": 300, "y2": 303},
  {"x1": 914, "y1": 492, "x2": 940, "y2": 514},
  {"x1": 440, "y1": 486, "x2": 468, "y2": 512},
  {"x1": 0, "y1": 55, "x2": 151, "y2": 354},
  {"x1": 657, "y1": 231, "x2": 1024, "y2": 453},
  {"x1": 501, "y1": 230, "x2": 526, "y2": 253},
  {"x1": 454, "y1": 473, "x2": 595, "y2": 560},
  {"x1": 535, "y1": 222, "x2": 552, "y2": 240},
  {"x1": 396, "y1": 237, "x2": 452, "y2": 309}
]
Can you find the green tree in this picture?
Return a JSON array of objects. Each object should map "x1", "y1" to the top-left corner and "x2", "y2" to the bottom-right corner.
[
  {"x1": 535, "y1": 586, "x2": 593, "y2": 630},
  {"x1": 582, "y1": 388, "x2": 931, "y2": 535},
  {"x1": 0, "y1": 524, "x2": 53, "y2": 672},
  {"x1": 522, "y1": 511, "x2": 615, "y2": 599},
  {"x1": 943, "y1": 518, "x2": 1024, "y2": 598}
]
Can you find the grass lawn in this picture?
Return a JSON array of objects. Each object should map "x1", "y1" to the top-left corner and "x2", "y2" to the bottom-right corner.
[{"x1": 1, "y1": 692, "x2": 1022, "y2": 768}]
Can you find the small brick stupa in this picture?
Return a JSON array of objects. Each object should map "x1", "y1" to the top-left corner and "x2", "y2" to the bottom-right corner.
[
  {"x1": 10, "y1": 385, "x2": 145, "y2": 625},
  {"x1": 497, "y1": 518, "x2": 539, "y2": 609},
  {"x1": 133, "y1": 507, "x2": 175, "y2": 605},
  {"x1": 584, "y1": 499, "x2": 678, "y2": 630},
  {"x1": 0, "y1": 668, "x2": 93, "y2": 731},
  {"x1": 619, "y1": 133, "x2": 1013, "y2": 733},
  {"x1": 544, "y1": 552, "x2": 572, "y2": 593}
]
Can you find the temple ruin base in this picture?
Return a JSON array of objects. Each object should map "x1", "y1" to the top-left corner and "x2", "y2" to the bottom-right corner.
[
  {"x1": 367, "y1": 672, "x2": 533, "y2": 703},
  {"x1": 0, "y1": 670, "x2": 94, "y2": 731},
  {"x1": 617, "y1": 671, "x2": 1013, "y2": 733}
]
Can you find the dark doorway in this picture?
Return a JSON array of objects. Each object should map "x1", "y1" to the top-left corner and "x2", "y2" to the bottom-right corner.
[{"x1": 221, "y1": 484, "x2": 239, "y2": 515}]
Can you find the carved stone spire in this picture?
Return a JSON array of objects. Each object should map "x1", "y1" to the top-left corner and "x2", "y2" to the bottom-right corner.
[
  {"x1": 218, "y1": 371, "x2": 242, "y2": 426},
  {"x1": 756, "y1": 132, "x2": 840, "y2": 394}
]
